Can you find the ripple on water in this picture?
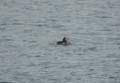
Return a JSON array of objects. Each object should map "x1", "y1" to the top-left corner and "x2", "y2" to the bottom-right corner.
[
  {"x1": 0, "y1": 27, "x2": 6, "y2": 31},
  {"x1": 0, "y1": 82, "x2": 13, "y2": 83},
  {"x1": 87, "y1": 47, "x2": 97, "y2": 52}
]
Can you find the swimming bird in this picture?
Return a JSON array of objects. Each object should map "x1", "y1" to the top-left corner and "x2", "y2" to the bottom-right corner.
[{"x1": 56, "y1": 37, "x2": 70, "y2": 46}]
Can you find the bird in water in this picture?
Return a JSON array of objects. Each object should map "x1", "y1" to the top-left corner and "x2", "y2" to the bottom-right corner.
[{"x1": 56, "y1": 37, "x2": 71, "y2": 46}]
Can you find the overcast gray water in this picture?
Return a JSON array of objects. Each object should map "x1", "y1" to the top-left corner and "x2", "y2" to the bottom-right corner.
[{"x1": 0, "y1": 0, "x2": 120, "y2": 83}]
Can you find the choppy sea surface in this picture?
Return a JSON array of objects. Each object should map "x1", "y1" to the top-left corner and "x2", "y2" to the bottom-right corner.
[{"x1": 0, "y1": 0, "x2": 120, "y2": 83}]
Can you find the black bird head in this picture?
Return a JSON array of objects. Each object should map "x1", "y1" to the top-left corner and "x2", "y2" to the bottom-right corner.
[{"x1": 62, "y1": 37, "x2": 67, "y2": 43}]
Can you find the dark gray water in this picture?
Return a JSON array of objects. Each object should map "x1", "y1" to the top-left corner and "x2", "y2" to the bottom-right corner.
[{"x1": 0, "y1": 0, "x2": 120, "y2": 83}]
